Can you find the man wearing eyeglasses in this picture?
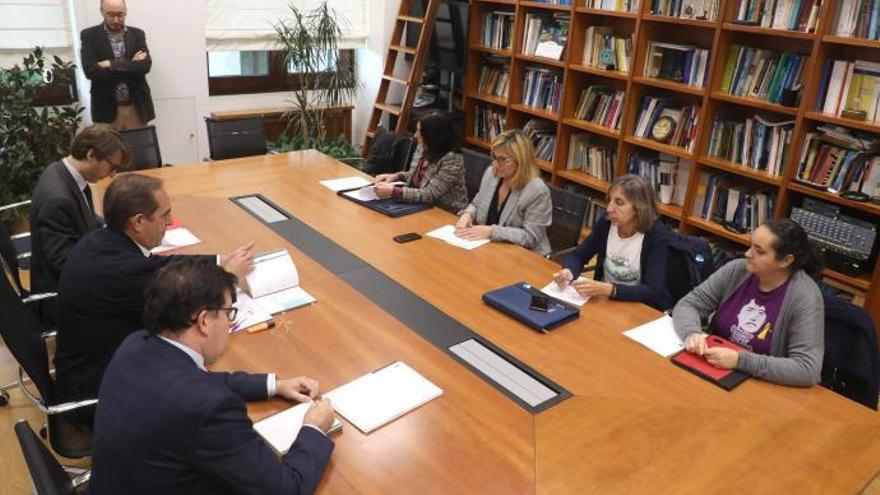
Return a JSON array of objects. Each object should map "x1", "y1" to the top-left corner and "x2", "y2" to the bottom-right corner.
[
  {"x1": 55, "y1": 174, "x2": 255, "y2": 425},
  {"x1": 89, "y1": 258, "x2": 335, "y2": 494},
  {"x1": 81, "y1": 0, "x2": 155, "y2": 129}
]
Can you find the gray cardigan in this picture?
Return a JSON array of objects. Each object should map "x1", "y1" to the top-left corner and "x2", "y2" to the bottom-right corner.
[
  {"x1": 459, "y1": 166, "x2": 552, "y2": 255},
  {"x1": 672, "y1": 259, "x2": 824, "y2": 387},
  {"x1": 398, "y1": 147, "x2": 468, "y2": 213}
]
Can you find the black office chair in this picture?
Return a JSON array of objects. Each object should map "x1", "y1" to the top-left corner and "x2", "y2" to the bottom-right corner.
[
  {"x1": 462, "y1": 148, "x2": 492, "y2": 202},
  {"x1": 365, "y1": 127, "x2": 416, "y2": 176},
  {"x1": 546, "y1": 185, "x2": 590, "y2": 262},
  {"x1": 821, "y1": 292, "x2": 879, "y2": 410},
  {"x1": 0, "y1": 200, "x2": 32, "y2": 270},
  {"x1": 15, "y1": 420, "x2": 86, "y2": 494},
  {"x1": 120, "y1": 125, "x2": 163, "y2": 169},
  {"x1": 205, "y1": 117, "x2": 267, "y2": 160}
]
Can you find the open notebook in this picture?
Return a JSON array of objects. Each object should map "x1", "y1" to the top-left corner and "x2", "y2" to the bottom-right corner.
[
  {"x1": 232, "y1": 250, "x2": 315, "y2": 331},
  {"x1": 253, "y1": 402, "x2": 342, "y2": 456}
]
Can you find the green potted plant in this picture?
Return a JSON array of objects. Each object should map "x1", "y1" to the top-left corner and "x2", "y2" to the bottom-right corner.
[{"x1": 0, "y1": 47, "x2": 84, "y2": 226}]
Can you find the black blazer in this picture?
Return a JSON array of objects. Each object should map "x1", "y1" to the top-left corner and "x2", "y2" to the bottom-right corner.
[
  {"x1": 80, "y1": 24, "x2": 155, "y2": 123},
  {"x1": 562, "y1": 217, "x2": 671, "y2": 311},
  {"x1": 29, "y1": 161, "x2": 101, "y2": 295},
  {"x1": 55, "y1": 228, "x2": 209, "y2": 406},
  {"x1": 90, "y1": 331, "x2": 334, "y2": 495}
]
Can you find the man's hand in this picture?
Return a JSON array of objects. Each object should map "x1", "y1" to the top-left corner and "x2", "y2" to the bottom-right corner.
[
  {"x1": 132, "y1": 50, "x2": 148, "y2": 62},
  {"x1": 219, "y1": 241, "x2": 255, "y2": 281},
  {"x1": 98, "y1": 60, "x2": 111, "y2": 69},
  {"x1": 276, "y1": 376, "x2": 319, "y2": 402},
  {"x1": 303, "y1": 399, "x2": 335, "y2": 433}
]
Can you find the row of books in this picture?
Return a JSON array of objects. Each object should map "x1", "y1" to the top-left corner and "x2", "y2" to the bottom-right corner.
[
  {"x1": 816, "y1": 59, "x2": 880, "y2": 121},
  {"x1": 633, "y1": 97, "x2": 701, "y2": 152},
  {"x1": 586, "y1": 0, "x2": 640, "y2": 12},
  {"x1": 567, "y1": 134, "x2": 617, "y2": 181},
  {"x1": 479, "y1": 12, "x2": 515, "y2": 50},
  {"x1": 720, "y1": 46, "x2": 807, "y2": 105},
  {"x1": 628, "y1": 151, "x2": 691, "y2": 205},
  {"x1": 522, "y1": 66, "x2": 563, "y2": 113},
  {"x1": 530, "y1": 0, "x2": 573, "y2": 4},
  {"x1": 697, "y1": 174, "x2": 776, "y2": 233},
  {"x1": 644, "y1": 42, "x2": 710, "y2": 87},
  {"x1": 733, "y1": 0, "x2": 821, "y2": 32},
  {"x1": 833, "y1": 0, "x2": 880, "y2": 39},
  {"x1": 582, "y1": 27, "x2": 632, "y2": 73},
  {"x1": 477, "y1": 60, "x2": 510, "y2": 99},
  {"x1": 474, "y1": 105, "x2": 506, "y2": 142},
  {"x1": 707, "y1": 114, "x2": 793, "y2": 175},
  {"x1": 522, "y1": 13, "x2": 570, "y2": 61},
  {"x1": 523, "y1": 119, "x2": 557, "y2": 161},
  {"x1": 573, "y1": 86, "x2": 626, "y2": 130},
  {"x1": 796, "y1": 125, "x2": 880, "y2": 195},
  {"x1": 651, "y1": 0, "x2": 721, "y2": 20}
]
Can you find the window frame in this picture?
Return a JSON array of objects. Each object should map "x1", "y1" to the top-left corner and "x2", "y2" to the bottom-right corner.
[{"x1": 207, "y1": 49, "x2": 354, "y2": 96}]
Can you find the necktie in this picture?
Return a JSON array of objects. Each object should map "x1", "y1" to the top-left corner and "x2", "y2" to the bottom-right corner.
[{"x1": 83, "y1": 184, "x2": 95, "y2": 213}]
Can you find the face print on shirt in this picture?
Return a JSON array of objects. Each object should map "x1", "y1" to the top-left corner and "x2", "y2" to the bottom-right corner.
[{"x1": 729, "y1": 298, "x2": 772, "y2": 348}]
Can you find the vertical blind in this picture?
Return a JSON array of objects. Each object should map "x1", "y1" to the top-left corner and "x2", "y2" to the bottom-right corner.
[
  {"x1": 0, "y1": 0, "x2": 72, "y2": 67},
  {"x1": 206, "y1": 0, "x2": 368, "y2": 52}
]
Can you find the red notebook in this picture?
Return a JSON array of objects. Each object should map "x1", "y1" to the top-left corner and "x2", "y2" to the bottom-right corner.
[{"x1": 671, "y1": 335, "x2": 750, "y2": 390}]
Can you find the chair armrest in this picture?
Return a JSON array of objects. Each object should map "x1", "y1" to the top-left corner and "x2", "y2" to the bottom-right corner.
[
  {"x1": 22, "y1": 292, "x2": 56, "y2": 304},
  {"x1": 0, "y1": 200, "x2": 32, "y2": 213},
  {"x1": 18, "y1": 368, "x2": 97, "y2": 414}
]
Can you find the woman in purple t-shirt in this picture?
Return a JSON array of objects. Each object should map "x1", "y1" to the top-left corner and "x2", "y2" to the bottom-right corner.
[{"x1": 672, "y1": 219, "x2": 825, "y2": 386}]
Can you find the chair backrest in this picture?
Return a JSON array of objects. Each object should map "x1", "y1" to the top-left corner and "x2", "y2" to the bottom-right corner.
[
  {"x1": 391, "y1": 135, "x2": 416, "y2": 173},
  {"x1": 205, "y1": 117, "x2": 267, "y2": 160},
  {"x1": 546, "y1": 185, "x2": 589, "y2": 255},
  {"x1": 120, "y1": 125, "x2": 163, "y2": 169},
  {"x1": 0, "y1": 221, "x2": 26, "y2": 294},
  {"x1": 14, "y1": 420, "x2": 76, "y2": 495},
  {"x1": 666, "y1": 231, "x2": 715, "y2": 307},
  {"x1": 821, "y1": 292, "x2": 880, "y2": 410},
  {"x1": 462, "y1": 148, "x2": 492, "y2": 202}
]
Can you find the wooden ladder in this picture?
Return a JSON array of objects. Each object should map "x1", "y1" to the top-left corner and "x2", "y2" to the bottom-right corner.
[{"x1": 364, "y1": 0, "x2": 440, "y2": 153}]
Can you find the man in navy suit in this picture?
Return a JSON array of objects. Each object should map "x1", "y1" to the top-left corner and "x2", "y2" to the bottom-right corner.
[{"x1": 90, "y1": 258, "x2": 335, "y2": 494}]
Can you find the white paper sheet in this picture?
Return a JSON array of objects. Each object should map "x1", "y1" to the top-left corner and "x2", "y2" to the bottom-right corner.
[
  {"x1": 622, "y1": 314, "x2": 685, "y2": 357},
  {"x1": 319, "y1": 176, "x2": 372, "y2": 192},
  {"x1": 151, "y1": 227, "x2": 201, "y2": 254},
  {"x1": 540, "y1": 279, "x2": 589, "y2": 307},
  {"x1": 246, "y1": 250, "x2": 300, "y2": 298},
  {"x1": 425, "y1": 224, "x2": 490, "y2": 251},
  {"x1": 324, "y1": 361, "x2": 443, "y2": 434},
  {"x1": 342, "y1": 186, "x2": 379, "y2": 202},
  {"x1": 253, "y1": 402, "x2": 342, "y2": 455},
  {"x1": 231, "y1": 289, "x2": 272, "y2": 333}
]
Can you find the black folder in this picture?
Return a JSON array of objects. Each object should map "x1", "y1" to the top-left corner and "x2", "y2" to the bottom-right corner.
[
  {"x1": 482, "y1": 282, "x2": 580, "y2": 333},
  {"x1": 337, "y1": 187, "x2": 431, "y2": 218}
]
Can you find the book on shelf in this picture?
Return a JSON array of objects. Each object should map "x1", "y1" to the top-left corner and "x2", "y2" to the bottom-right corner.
[
  {"x1": 733, "y1": 0, "x2": 821, "y2": 31},
  {"x1": 628, "y1": 151, "x2": 692, "y2": 205},
  {"x1": 707, "y1": 114, "x2": 794, "y2": 176},
  {"x1": 644, "y1": 42, "x2": 710, "y2": 87},
  {"x1": 652, "y1": 0, "x2": 722, "y2": 20},
  {"x1": 567, "y1": 134, "x2": 616, "y2": 181},
  {"x1": 522, "y1": 13, "x2": 570, "y2": 61},
  {"x1": 720, "y1": 45, "x2": 807, "y2": 106},
  {"x1": 586, "y1": 198, "x2": 609, "y2": 227},
  {"x1": 583, "y1": 27, "x2": 633, "y2": 73},
  {"x1": 523, "y1": 119, "x2": 557, "y2": 162},
  {"x1": 587, "y1": 0, "x2": 641, "y2": 12},
  {"x1": 522, "y1": 66, "x2": 563, "y2": 113},
  {"x1": 695, "y1": 173, "x2": 776, "y2": 233},
  {"x1": 480, "y1": 11, "x2": 515, "y2": 50},
  {"x1": 573, "y1": 85, "x2": 626, "y2": 130},
  {"x1": 475, "y1": 104, "x2": 506, "y2": 142},
  {"x1": 815, "y1": 59, "x2": 880, "y2": 121},
  {"x1": 477, "y1": 58, "x2": 511, "y2": 99},
  {"x1": 833, "y1": 0, "x2": 880, "y2": 39},
  {"x1": 633, "y1": 97, "x2": 701, "y2": 152},
  {"x1": 531, "y1": 0, "x2": 573, "y2": 4},
  {"x1": 796, "y1": 125, "x2": 880, "y2": 195}
]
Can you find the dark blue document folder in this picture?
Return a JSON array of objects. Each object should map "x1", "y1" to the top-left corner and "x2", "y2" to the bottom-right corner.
[
  {"x1": 482, "y1": 282, "x2": 580, "y2": 333},
  {"x1": 337, "y1": 188, "x2": 431, "y2": 218}
]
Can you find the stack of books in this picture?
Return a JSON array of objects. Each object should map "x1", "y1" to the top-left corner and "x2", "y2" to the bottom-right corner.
[
  {"x1": 633, "y1": 97, "x2": 701, "y2": 152},
  {"x1": 651, "y1": 0, "x2": 721, "y2": 20},
  {"x1": 628, "y1": 151, "x2": 692, "y2": 205},
  {"x1": 480, "y1": 12, "x2": 515, "y2": 50},
  {"x1": 733, "y1": 0, "x2": 822, "y2": 31},
  {"x1": 696, "y1": 174, "x2": 776, "y2": 233},
  {"x1": 522, "y1": 13, "x2": 570, "y2": 60},
  {"x1": 567, "y1": 134, "x2": 617, "y2": 181},
  {"x1": 477, "y1": 58, "x2": 511, "y2": 99},
  {"x1": 587, "y1": 0, "x2": 640, "y2": 12},
  {"x1": 523, "y1": 119, "x2": 557, "y2": 162},
  {"x1": 707, "y1": 114, "x2": 794, "y2": 175},
  {"x1": 720, "y1": 45, "x2": 807, "y2": 105},
  {"x1": 796, "y1": 125, "x2": 880, "y2": 194},
  {"x1": 582, "y1": 27, "x2": 632, "y2": 73},
  {"x1": 832, "y1": 0, "x2": 880, "y2": 39},
  {"x1": 815, "y1": 59, "x2": 880, "y2": 121},
  {"x1": 644, "y1": 42, "x2": 710, "y2": 86},
  {"x1": 522, "y1": 66, "x2": 563, "y2": 113},
  {"x1": 475, "y1": 105, "x2": 506, "y2": 142},
  {"x1": 573, "y1": 85, "x2": 626, "y2": 130}
]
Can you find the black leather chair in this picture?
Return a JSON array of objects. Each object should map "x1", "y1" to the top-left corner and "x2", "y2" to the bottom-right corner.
[
  {"x1": 365, "y1": 127, "x2": 416, "y2": 176},
  {"x1": 546, "y1": 185, "x2": 590, "y2": 262},
  {"x1": 462, "y1": 148, "x2": 492, "y2": 202},
  {"x1": 821, "y1": 292, "x2": 879, "y2": 410},
  {"x1": 0, "y1": 201, "x2": 32, "y2": 270},
  {"x1": 15, "y1": 420, "x2": 84, "y2": 494},
  {"x1": 205, "y1": 117, "x2": 267, "y2": 160},
  {"x1": 120, "y1": 125, "x2": 163, "y2": 169}
]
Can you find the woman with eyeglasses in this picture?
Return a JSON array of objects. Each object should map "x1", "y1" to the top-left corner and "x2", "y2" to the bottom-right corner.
[
  {"x1": 454, "y1": 129, "x2": 552, "y2": 255},
  {"x1": 374, "y1": 111, "x2": 468, "y2": 213}
]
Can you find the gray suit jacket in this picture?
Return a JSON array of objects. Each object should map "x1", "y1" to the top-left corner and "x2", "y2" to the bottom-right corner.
[
  {"x1": 460, "y1": 166, "x2": 552, "y2": 255},
  {"x1": 398, "y1": 147, "x2": 468, "y2": 213}
]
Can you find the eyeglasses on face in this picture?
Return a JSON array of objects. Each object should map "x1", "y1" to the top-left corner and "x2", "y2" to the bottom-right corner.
[{"x1": 212, "y1": 307, "x2": 238, "y2": 322}]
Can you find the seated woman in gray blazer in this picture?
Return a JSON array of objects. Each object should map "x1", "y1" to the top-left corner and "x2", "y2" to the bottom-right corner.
[{"x1": 454, "y1": 129, "x2": 552, "y2": 255}]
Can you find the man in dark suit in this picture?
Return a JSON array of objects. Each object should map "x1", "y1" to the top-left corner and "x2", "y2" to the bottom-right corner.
[
  {"x1": 81, "y1": 0, "x2": 155, "y2": 129},
  {"x1": 55, "y1": 174, "x2": 254, "y2": 422},
  {"x1": 30, "y1": 124, "x2": 129, "y2": 299},
  {"x1": 90, "y1": 259, "x2": 335, "y2": 494}
]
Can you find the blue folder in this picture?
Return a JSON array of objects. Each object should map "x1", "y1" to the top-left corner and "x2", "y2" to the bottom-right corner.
[{"x1": 482, "y1": 282, "x2": 580, "y2": 333}]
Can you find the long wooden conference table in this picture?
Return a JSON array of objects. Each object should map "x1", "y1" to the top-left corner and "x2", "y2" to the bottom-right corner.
[{"x1": 100, "y1": 150, "x2": 880, "y2": 494}]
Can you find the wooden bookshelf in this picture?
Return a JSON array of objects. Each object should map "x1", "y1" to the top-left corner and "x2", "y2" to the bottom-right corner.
[{"x1": 463, "y1": 0, "x2": 880, "y2": 324}]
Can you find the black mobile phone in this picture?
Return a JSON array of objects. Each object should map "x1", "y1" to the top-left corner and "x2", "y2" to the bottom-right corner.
[
  {"x1": 393, "y1": 232, "x2": 422, "y2": 243},
  {"x1": 530, "y1": 294, "x2": 550, "y2": 312}
]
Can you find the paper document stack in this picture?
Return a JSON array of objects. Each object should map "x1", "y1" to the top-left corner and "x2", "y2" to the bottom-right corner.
[
  {"x1": 253, "y1": 402, "x2": 342, "y2": 455},
  {"x1": 151, "y1": 217, "x2": 201, "y2": 254},
  {"x1": 232, "y1": 250, "x2": 315, "y2": 329},
  {"x1": 426, "y1": 225, "x2": 490, "y2": 250}
]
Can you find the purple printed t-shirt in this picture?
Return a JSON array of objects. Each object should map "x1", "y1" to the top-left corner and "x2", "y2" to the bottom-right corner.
[{"x1": 713, "y1": 274, "x2": 791, "y2": 355}]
